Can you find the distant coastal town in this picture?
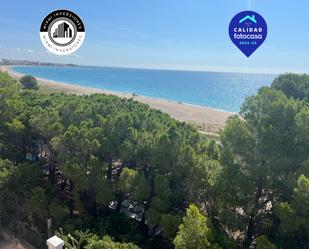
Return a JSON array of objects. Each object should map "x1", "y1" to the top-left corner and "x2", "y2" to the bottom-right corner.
[{"x1": 0, "y1": 58, "x2": 77, "y2": 67}]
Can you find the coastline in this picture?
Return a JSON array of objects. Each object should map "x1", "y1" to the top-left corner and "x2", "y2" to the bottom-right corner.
[{"x1": 0, "y1": 65, "x2": 234, "y2": 134}]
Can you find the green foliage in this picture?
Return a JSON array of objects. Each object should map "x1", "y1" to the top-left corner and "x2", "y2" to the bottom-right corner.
[
  {"x1": 160, "y1": 213, "x2": 182, "y2": 238},
  {"x1": 211, "y1": 84, "x2": 309, "y2": 248},
  {"x1": 273, "y1": 174, "x2": 309, "y2": 249},
  {"x1": 6, "y1": 118, "x2": 25, "y2": 133},
  {"x1": 30, "y1": 187, "x2": 68, "y2": 227},
  {"x1": 0, "y1": 159, "x2": 42, "y2": 233},
  {"x1": 86, "y1": 235, "x2": 141, "y2": 249},
  {"x1": 118, "y1": 168, "x2": 139, "y2": 193},
  {"x1": 272, "y1": 73, "x2": 309, "y2": 101},
  {"x1": 0, "y1": 159, "x2": 15, "y2": 224},
  {"x1": 1, "y1": 71, "x2": 309, "y2": 249},
  {"x1": 296, "y1": 107, "x2": 309, "y2": 154},
  {"x1": 30, "y1": 186, "x2": 49, "y2": 221},
  {"x1": 256, "y1": 236, "x2": 278, "y2": 249},
  {"x1": 134, "y1": 174, "x2": 150, "y2": 201},
  {"x1": 0, "y1": 73, "x2": 24, "y2": 159},
  {"x1": 0, "y1": 159, "x2": 15, "y2": 187},
  {"x1": 0, "y1": 72, "x2": 205, "y2": 247},
  {"x1": 19, "y1": 75, "x2": 39, "y2": 90},
  {"x1": 293, "y1": 174, "x2": 309, "y2": 218},
  {"x1": 174, "y1": 205, "x2": 221, "y2": 249},
  {"x1": 275, "y1": 175, "x2": 309, "y2": 233},
  {"x1": 56, "y1": 228, "x2": 94, "y2": 249}
]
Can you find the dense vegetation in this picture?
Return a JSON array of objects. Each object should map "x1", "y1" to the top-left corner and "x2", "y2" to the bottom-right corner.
[
  {"x1": 0, "y1": 72, "x2": 308, "y2": 249},
  {"x1": 19, "y1": 74, "x2": 39, "y2": 90}
]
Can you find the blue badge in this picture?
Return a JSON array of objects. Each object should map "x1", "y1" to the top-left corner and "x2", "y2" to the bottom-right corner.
[{"x1": 229, "y1": 11, "x2": 267, "y2": 57}]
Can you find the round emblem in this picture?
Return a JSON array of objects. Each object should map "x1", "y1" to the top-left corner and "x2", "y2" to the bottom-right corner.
[{"x1": 40, "y1": 9, "x2": 85, "y2": 55}]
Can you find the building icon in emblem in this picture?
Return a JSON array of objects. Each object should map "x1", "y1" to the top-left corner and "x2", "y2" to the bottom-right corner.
[{"x1": 53, "y1": 22, "x2": 73, "y2": 38}]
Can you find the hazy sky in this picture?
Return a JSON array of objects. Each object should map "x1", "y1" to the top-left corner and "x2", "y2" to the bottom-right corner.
[{"x1": 0, "y1": 0, "x2": 308, "y2": 73}]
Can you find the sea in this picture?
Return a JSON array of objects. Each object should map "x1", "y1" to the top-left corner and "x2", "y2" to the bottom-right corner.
[{"x1": 13, "y1": 66, "x2": 276, "y2": 112}]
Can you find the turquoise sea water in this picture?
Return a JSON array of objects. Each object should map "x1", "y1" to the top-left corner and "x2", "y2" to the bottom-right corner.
[{"x1": 13, "y1": 66, "x2": 276, "y2": 112}]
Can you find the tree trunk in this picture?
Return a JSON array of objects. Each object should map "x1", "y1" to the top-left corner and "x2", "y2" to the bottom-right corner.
[
  {"x1": 204, "y1": 193, "x2": 227, "y2": 237},
  {"x1": 243, "y1": 216, "x2": 255, "y2": 249},
  {"x1": 48, "y1": 162, "x2": 56, "y2": 184},
  {"x1": 83, "y1": 190, "x2": 97, "y2": 217},
  {"x1": 116, "y1": 194, "x2": 123, "y2": 212},
  {"x1": 243, "y1": 186, "x2": 262, "y2": 249},
  {"x1": 68, "y1": 179, "x2": 74, "y2": 216}
]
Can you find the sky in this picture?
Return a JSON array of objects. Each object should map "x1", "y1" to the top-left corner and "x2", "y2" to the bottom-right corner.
[{"x1": 0, "y1": 0, "x2": 308, "y2": 74}]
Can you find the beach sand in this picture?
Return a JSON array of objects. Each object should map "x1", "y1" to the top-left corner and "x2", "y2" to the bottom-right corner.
[{"x1": 0, "y1": 65, "x2": 234, "y2": 135}]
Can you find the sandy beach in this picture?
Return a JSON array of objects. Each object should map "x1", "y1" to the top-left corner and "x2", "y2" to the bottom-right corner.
[{"x1": 0, "y1": 65, "x2": 234, "y2": 134}]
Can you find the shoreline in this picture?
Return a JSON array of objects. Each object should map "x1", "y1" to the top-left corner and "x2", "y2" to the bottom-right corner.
[{"x1": 1, "y1": 65, "x2": 234, "y2": 134}]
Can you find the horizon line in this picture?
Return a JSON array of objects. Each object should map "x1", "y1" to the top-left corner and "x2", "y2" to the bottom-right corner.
[{"x1": 4, "y1": 58, "x2": 308, "y2": 75}]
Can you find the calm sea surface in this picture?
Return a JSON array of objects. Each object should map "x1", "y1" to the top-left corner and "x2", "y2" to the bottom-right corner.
[{"x1": 13, "y1": 66, "x2": 276, "y2": 112}]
